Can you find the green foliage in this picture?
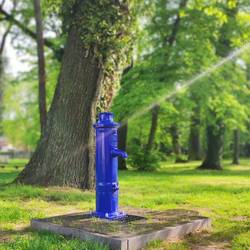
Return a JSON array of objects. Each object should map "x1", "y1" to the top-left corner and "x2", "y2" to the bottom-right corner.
[
  {"x1": 2, "y1": 60, "x2": 59, "y2": 149},
  {"x1": 112, "y1": 0, "x2": 250, "y2": 166},
  {"x1": 3, "y1": 74, "x2": 40, "y2": 149}
]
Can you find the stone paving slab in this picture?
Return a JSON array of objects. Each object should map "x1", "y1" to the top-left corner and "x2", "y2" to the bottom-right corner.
[{"x1": 31, "y1": 209, "x2": 211, "y2": 250}]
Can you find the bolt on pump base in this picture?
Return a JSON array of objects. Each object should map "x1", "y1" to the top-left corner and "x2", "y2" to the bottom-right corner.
[{"x1": 92, "y1": 112, "x2": 128, "y2": 220}]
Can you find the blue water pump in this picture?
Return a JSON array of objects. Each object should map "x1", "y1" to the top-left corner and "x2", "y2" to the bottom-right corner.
[{"x1": 93, "y1": 112, "x2": 128, "y2": 220}]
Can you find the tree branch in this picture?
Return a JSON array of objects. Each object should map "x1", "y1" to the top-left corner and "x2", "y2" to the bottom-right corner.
[
  {"x1": 0, "y1": 22, "x2": 12, "y2": 55},
  {"x1": 166, "y1": 0, "x2": 188, "y2": 46},
  {"x1": 0, "y1": 0, "x2": 6, "y2": 8},
  {"x1": 0, "y1": 6, "x2": 63, "y2": 61}
]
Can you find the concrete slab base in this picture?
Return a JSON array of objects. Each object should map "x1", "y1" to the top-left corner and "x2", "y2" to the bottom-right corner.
[{"x1": 31, "y1": 209, "x2": 211, "y2": 250}]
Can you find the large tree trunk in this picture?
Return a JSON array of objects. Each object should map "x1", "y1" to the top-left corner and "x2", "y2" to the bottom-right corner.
[
  {"x1": 232, "y1": 129, "x2": 240, "y2": 165},
  {"x1": 200, "y1": 124, "x2": 225, "y2": 170},
  {"x1": 33, "y1": 0, "x2": 47, "y2": 134},
  {"x1": 118, "y1": 121, "x2": 128, "y2": 170},
  {"x1": 188, "y1": 106, "x2": 201, "y2": 161},
  {"x1": 146, "y1": 104, "x2": 160, "y2": 152},
  {"x1": 170, "y1": 124, "x2": 182, "y2": 162},
  {"x1": 15, "y1": 0, "x2": 132, "y2": 189},
  {"x1": 15, "y1": 25, "x2": 103, "y2": 188}
]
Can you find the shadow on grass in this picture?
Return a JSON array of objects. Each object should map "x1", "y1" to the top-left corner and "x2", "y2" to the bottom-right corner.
[
  {"x1": 1, "y1": 162, "x2": 249, "y2": 204},
  {"x1": 0, "y1": 172, "x2": 20, "y2": 184},
  {"x1": 185, "y1": 219, "x2": 250, "y2": 247},
  {"x1": 0, "y1": 226, "x2": 31, "y2": 244},
  {"x1": 0, "y1": 182, "x2": 94, "y2": 205},
  {"x1": 120, "y1": 167, "x2": 250, "y2": 178}
]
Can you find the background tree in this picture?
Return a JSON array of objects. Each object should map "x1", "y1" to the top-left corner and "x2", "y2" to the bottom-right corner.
[
  {"x1": 200, "y1": 1, "x2": 250, "y2": 169},
  {"x1": 33, "y1": 0, "x2": 47, "y2": 134},
  {"x1": 0, "y1": 0, "x2": 14, "y2": 136}
]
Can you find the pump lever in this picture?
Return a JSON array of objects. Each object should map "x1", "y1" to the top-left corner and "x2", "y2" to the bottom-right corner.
[{"x1": 111, "y1": 148, "x2": 128, "y2": 159}]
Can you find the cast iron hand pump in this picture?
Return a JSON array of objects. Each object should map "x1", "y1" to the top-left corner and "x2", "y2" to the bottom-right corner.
[{"x1": 93, "y1": 112, "x2": 127, "y2": 220}]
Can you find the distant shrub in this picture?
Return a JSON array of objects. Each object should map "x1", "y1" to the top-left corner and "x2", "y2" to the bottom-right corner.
[
  {"x1": 175, "y1": 154, "x2": 188, "y2": 163},
  {"x1": 128, "y1": 143, "x2": 160, "y2": 171}
]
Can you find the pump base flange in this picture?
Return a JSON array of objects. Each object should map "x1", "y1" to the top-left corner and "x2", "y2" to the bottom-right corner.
[{"x1": 91, "y1": 211, "x2": 127, "y2": 220}]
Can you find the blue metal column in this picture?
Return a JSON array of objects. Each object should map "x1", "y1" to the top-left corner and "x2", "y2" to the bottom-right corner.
[{"x1": 93, "y1": 112, "x2": 127, "y2": 220}]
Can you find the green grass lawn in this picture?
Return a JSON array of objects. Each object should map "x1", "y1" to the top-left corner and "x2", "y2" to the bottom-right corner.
[{"x1": 0, "y1": 159, "x2": 249, "y2": 249}]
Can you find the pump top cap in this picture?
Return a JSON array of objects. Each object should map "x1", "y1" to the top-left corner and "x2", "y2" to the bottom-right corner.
[
  {"x1": 99, "y1": 112, "x2": 114, "y2": 122},
  {"x1": 94, "y1": 112, "x2": 119, "y2": 128}
]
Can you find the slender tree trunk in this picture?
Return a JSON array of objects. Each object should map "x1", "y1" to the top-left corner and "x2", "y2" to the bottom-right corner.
[
  {"x1": 170, "y1": 124, "x2": 182, "y2": 162},
  {"x1": 0, "y1": 23, "x2": 12, "y2": 136},
  {"x1": 232, "y1": 129, "x2": 240, "y2": 165},
  {"x1": 116, "y1": 61, "x2": 133, "y2": 170},
  {"x1": 188, "y1": 105, "x2": 201, "y2": 160},
  {"x1": 15, "y1": 25, "x2": 103, "y2": 188},
  {"x1": 146, "y1": 104, "x2": 160, "y2": 152},
  {"x1": 0, "y1": 56, "x2": 3, "y2": 136},
  {"x1": 245, "y1": 143, "x2": 250, "y2": 157},
  {"x1": 118, "y1": 121, "x2": 128, "y2": 170},
  {"x1": 200, "y1": 124, "x2": 225, "y2": 170},
  {"x1": 33, "y1": 0, "x2": 47, "y2": 135}
]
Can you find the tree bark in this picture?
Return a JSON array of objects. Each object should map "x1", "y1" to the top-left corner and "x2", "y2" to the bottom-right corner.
[
  {"x1": 232, "y1": 129, "x2": 240, "y2": 165},
  {"x1": 15, "y1": 25, "x2": 103, "y2": 188},
  {"x1": 170, "y1": 124, "x2": 182, "y2": 162},
  {"x1": 33, "y1": 0, "x2": 47, "y2": 135},
  {"x1": 200, "y1": 124, "x2": 224, "y2": 170},
  {"x1": 188, "y1": 105, "x2": 201, "y2": 160},
  {"x1": 146, "y1": 104, "x2": 160, "y2": 153},
  {"x1": 118, "y1": 121, "x2": 128, "y2": 170}
]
